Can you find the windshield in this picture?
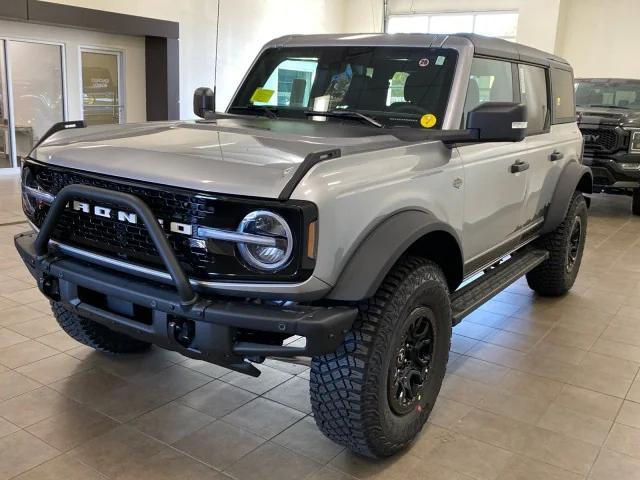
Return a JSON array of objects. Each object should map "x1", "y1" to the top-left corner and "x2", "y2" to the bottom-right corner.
[
  {"x1": 575, "y1": 79, "x2": 640, "y2": 109},
  {"x1": 229, "y1": 46, "x2": 458, "y2": 129}
]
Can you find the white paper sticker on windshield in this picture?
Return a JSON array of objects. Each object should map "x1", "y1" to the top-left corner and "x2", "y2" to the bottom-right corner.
[{"x1": 435, "y1": 56, "x2": 445, "y2": 66}]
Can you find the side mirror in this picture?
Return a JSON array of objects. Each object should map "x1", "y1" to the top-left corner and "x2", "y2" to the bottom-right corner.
[
  {"x1": 466, "y1": 102, "x2": 527, "y2": 142},
  {"x1": 193, "y1": 87, "x2": 215, "y2": 118}
]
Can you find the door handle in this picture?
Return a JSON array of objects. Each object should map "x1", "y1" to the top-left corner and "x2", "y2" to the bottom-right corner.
[
  {"x1": 510, "y1": 160, "x2": 530, "y2": 173},
  {"x1": 550, "y1": 150, "x2": 564, "y2": 161}
]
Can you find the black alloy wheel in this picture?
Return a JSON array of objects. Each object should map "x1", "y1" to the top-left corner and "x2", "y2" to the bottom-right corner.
[
  {"x1": 566, "y1": 215, "x2": 583, "y2": 273},
  {"x1": 388, "y1": 307, "x2": 436, "y2": 416}
]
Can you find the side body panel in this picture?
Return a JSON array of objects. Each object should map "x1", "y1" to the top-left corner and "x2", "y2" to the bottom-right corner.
[
  {"x1": 457, "y1": 141, "x2": 528, "y2": 269},
  {"x1": 289, "y1": 140, "x2": 465, "y2": 289},
  {"x1": 521, "y1": 122, "x2": 582, "y2": 227}
]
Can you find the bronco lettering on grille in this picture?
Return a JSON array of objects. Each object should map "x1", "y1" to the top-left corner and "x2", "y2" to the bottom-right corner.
[{"x1": 71, "y1": 201, "x2": 192, "y2": 235}]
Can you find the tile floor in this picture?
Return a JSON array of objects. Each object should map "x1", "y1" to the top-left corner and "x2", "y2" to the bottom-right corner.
[{"x1": 1, "y1": 174, "x2": 640, "y2": 479}]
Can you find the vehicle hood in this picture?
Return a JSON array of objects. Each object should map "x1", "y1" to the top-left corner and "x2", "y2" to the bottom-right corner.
[
  {"x1": 32, "y1": 117, "x2": 403, "y2": 199},
  {"x1": 577, "y1": 106, "x2": 640, "y2": 127}
]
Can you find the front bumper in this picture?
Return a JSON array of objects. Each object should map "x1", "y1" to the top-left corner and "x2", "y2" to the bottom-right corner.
[
  {"x1": 16, "y1": 232, "x2": 356, "y2": 376},
  {"x1": 583, "y1": 154, "x2": 640, "y2": 189},
  {"x1": 15, "y1": 183, "x2": 356, "y2": 377}
]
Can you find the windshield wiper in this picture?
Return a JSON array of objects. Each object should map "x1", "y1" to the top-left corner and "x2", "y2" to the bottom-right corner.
[
  {"x1": 304, "y1": 110, "x2": 384, "y2": 128},
  {"x1": 587, "y1": 104, "x2": 630, "y2": 109},
  {"x1": 229, "y1": 105, "x2": 279, "y2": 119}
]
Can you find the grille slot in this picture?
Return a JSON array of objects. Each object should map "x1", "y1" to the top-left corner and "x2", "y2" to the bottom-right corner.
[{"x1": 580, "y1": 127, "x2": 620, "y2": 152}]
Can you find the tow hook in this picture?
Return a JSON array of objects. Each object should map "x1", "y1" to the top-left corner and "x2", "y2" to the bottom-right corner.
[{"x1": 168, "y1": 317, "x2": 195, "y2": 348}]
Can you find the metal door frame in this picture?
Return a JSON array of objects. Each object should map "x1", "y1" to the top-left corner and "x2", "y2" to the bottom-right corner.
[{"x1": 0, "y1": 36, "x2": 67, "y2": 173}]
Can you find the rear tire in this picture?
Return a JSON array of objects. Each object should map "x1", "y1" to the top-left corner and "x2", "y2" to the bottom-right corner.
[
  {"x1": 632, "y1": 189, "x2": 640, "y2": 216},
  {"x1": 310, "y1": 257, "x2": 451, "y2": 458},
  {"x1": 52, "y1": 301, "x2": 151, "y2": 353},
  {"x1": 526, "y1": 192, "x2": 587, "y2": 296}
]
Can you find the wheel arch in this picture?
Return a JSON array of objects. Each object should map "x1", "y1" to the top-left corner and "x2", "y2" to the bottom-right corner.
[
  {"x1": 541, "y1": 161, "x2": 593, "y2": 235},
  {"x1": 326, "y1": 209, "x2": 463, "y2": 301}
]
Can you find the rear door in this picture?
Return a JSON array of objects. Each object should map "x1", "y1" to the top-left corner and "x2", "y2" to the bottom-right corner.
[
  {"x1": 519, "y1": 66, "x2": 581, "y2": 228},
  {"x1": 457, "y1": 57, "x2": 529, "y2": 272}
]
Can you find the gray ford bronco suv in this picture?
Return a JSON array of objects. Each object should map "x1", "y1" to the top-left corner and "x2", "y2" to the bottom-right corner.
[{"x1": 15, "y1": 33, "x2": 591, "y2": 458}]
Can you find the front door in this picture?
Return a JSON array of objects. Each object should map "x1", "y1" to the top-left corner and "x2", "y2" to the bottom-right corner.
[{"x1": 457, "y1": 57, "x2": 529, "y2": 272}]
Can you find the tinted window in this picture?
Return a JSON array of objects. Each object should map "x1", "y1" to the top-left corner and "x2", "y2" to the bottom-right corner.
[
  {"x1": 463, "y1": 57, "x2": 514, "y2": 123},
  {"x1": 518, "y1": 64, "x2": 549, "y2": 135},
  {"x1": 575, "y1": 79, "x2": 640, "y2": 108},
  {"x1": 551, "y1": 68, "x2": 575, "y2": 123},
  {"x1": 231, "y1": 46, "x2": 458, "y2": 129}
]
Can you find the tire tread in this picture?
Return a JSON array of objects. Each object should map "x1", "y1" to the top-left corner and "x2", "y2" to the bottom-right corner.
[
  {"x1": 52, "y1": 302, "x2": 151, "y2": 354},
  {"x1": 310, "y1": 256, "x2": 450, "y2": 457}
]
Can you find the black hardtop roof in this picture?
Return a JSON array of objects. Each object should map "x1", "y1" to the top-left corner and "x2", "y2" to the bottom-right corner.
[
  {"x1": 266, "y1": 33, "x2": 572, "y2": 70},
  {"x1": 456, "y1": 33, "x2": 571, "y2": 69}
]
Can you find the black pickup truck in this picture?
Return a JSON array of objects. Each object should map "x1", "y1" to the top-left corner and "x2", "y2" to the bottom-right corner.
[{"x1": 576, "y1": 78, "x2": 640, "y2": 215}]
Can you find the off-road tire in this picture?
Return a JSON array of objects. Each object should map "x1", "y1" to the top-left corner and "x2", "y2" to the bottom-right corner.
[
  {"x1": 526, "y1": 192, "x2": 588, "y2": 296},
  {"x1": 52, "y1": 301, "x2": 151, "y2": 353},
  {"x1": 632, "y1": 189, "x2": 640, "y2": 216},
  {"x1": 310, "y1": 257, "x2": 452, "y2": 458}
]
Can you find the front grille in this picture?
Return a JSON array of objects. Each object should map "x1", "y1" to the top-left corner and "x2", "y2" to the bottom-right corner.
[
  {"x1": 580, "y1": 127, "x2": 620, "y2": 152},
  {"x1": 27, "y1": 162, "x2": 312, "y2": 282}
]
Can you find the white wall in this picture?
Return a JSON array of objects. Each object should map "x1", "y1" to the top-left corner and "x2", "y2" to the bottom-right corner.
[
  {"x1": 0, "y1": 18, "x2": 146, "y2": 123},
  {"x1": 342, "y1": 0, "x2": 385, "y2": 33},
  {"x1": 555, "y1": 0, "x2": 640, "y2": 79},
  {"x1": 215, "y1": 0, "x2": 348, "y2": 109}
]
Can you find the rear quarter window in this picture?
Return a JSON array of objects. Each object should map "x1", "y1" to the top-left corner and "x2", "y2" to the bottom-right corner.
[{"x1": 551, "y1": 68, "x2": 576, "y2": 124}]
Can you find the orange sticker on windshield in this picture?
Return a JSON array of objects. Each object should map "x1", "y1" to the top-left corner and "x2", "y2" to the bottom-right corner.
[{"x1": 420, "y1": 114, "x2": 437, "y2": 129}]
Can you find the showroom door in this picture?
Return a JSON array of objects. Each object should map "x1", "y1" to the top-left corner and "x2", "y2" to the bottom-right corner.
[
  {"x1": 4, "y1": 40, "x2": 66, "y2": 168},
  {"x1": 81, "y1": 49, "x2": 124, "y2": 125}
]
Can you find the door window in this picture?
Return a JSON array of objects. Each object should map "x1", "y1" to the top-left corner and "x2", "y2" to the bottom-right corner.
[
  {"x1": 81, "y1": 51, "x2": 123, "y2": 125},
  {"x1": 518, "y1": 64, "x2": 549, "y2": 135},
  {"x1": 551, "y1": 68, "x2": 576, "y2": 123},
  {"x1": 463, "y1": 57, "x2": 514, "y2": 123}
]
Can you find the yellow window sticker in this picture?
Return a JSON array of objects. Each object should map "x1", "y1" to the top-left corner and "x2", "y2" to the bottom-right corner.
[
  {"x1": 250, "y1": 88, "x2": 275, "y2": 103},
  {"x1": 420, "y1": 113, "x2": 437, "y2": 129}
]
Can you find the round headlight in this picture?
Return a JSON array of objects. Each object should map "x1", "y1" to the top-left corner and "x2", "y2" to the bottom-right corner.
[{"x1": 237, "y1": 210, "x2": 293, "y2": 271}]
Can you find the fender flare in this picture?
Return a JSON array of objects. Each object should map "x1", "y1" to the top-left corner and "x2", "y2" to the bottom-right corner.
[
  {"x1": 327, "y1": 210, "x2": 462, "y2": 301},
  {"x1": 541, "y1": 161, "x2": 593, "y2": 235}
]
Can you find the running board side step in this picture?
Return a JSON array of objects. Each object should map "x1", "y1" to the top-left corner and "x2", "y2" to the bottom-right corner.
[{"x1": 451, "y1": 249, "x2": 549, "y2": 324}]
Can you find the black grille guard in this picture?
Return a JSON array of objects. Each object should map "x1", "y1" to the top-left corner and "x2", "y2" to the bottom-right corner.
[{"x1": 34, "y1": 184, "x2": 198, "y2": 306}]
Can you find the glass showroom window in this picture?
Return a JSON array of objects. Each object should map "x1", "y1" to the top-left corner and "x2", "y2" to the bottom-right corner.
[{"x1": 387, "y1": 11, "x2": 518, "y2": 41}]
